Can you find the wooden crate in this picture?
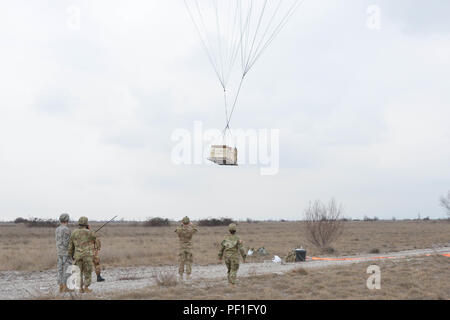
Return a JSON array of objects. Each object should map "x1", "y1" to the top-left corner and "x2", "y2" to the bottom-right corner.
[{"x1": 208, "y1": 145, "x2": 238, "y2": 166}]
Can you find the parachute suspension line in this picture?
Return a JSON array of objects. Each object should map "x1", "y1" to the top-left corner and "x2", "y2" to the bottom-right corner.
[
  {"x1": 243, "y1": 0, "x2": 269, "y2": 74},
  {"x1": 212, "y1": 0, "x2": 225, "y2": 87},
  {"x1": 184, "y1": 0, "x2": 224, "y2": 88},
  {"x1": 224, "y1": 0, "x2": 241, "y2": 86},
  {"x1": 225, "y1": 73, "x2": 246, "y2": 131},
  {"x1": 245, "y1": 0, "x2": 284, "y2": 72},
  {"x1": 247, "y1": 0, "x2": 305, "y2": 72},
  {"x1": 223, "y1": 88, "x2": 229, "y2": 131},
  {"x1": 239, "y1": 0, "x2": 254, "y2": 75}
]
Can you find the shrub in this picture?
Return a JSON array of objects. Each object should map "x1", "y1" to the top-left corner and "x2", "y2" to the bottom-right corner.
[
  {"x1": 303, "y1": 199, "x2": 345, "y2": 252},
  {"x1": 144, "y1": 217, "x2": 170, "y2": 227},
  {"x1": 25, "y1": 218, "x2": 59, "y2": 228},
  {"x1": 198, "y1": 217, "x2": 234, "y2": 227},
  {"x1": 14, "y1": 217, "x2": 28, "y2": 224},
  {"x1": 440, "y1": 191, "x2": 450, "y2": 218}
]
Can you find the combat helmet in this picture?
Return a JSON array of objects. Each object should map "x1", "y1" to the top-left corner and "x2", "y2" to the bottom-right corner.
[
  {"x1": 78, "y1": 216, "x2": 89, "y2": 226},
  {"x1": 228, "y1": 223, "x2": 237, "y2": 232},
  {"x1": 59, "y1": 213, "x2": 70, "y2": 223},
  {"x1": 182, "y1": 216, "x2": 190, "y2": 224}
]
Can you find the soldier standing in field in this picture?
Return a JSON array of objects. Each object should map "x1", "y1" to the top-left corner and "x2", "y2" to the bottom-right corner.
[
  {"x1": 93, "y1": 238, "x2": 105, "y2": 282},
  {"x1": 218, "y1": 223, "x2": 247, "y2": 286},
  {"x1": 68, "y1": 217, "x2": 97, "y2": 293},
  {"x1": 174, "y1": 216, "x2": 198, "y2": 280},
  {"x1": 55, "y1": 213, "x2": 72, "y2": 293}
]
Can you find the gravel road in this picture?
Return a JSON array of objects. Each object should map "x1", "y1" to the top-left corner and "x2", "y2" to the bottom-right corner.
[{"x1": 1, "y1": 246, "x2": 448, "y2": 299}]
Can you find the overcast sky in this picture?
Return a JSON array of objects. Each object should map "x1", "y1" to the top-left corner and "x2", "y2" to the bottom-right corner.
[{"x1": 0, "y1": 0, "x2": 449, "y2": 221}]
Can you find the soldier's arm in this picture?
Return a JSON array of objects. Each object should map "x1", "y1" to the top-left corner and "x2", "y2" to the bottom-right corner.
[
  {"x1": 238, "y1": 239, "x2": 247, "y2": 262},
  {"x1": 62, "y1": 228, "x2": 71, "y2": 249},
  {"x1": 218, "y1": 240, "x2": 225, "y2": 260}
]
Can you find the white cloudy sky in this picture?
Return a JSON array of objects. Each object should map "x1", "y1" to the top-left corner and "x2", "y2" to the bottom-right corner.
[{"x1": 0, "y1": 0, "x2": 449, "y2": 221}]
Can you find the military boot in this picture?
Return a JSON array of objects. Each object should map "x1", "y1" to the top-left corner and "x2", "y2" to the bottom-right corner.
[{"x1": 97, "y1": 274, "x2": 105, "y2": 282}]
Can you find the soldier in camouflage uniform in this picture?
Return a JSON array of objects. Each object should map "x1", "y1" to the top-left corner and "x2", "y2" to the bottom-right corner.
[
  {"x1": 68, "y1": 217, "x2": 97, "y2": 293},
  {"x1": 55, "y1": 213, "x2": 72, "y2": 293},
  {"x1": 174, "y1": 216, "x2": 198, "y2": 280},
  {"x1": 218, "y1": 223, "x2": 246, "y2": 286},
  {"x1": 92, "y1": 238, "x2": 105, "y2": 282}
]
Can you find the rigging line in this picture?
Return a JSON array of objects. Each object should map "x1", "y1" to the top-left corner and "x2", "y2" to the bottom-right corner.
[
  {"x1": 239, "y1": 0, "x2": 246, "y2": 76},
  {"x1": 224, "y1": 0, "x2": 235, "y2": 75},
  {"x1": 246, "y1": 0, "x2": 284, "y2": 72},
  {"x1": 238, "y1": 0, "x2": 253, "y2": 75},
  {"x1": 191, "y1": 0, "x2": 225, "y2": 88},
  {"x1": 224, "y1": 0, "x2": 240, "y2": 85},
  {"x1": 226, "y1": 73, "x2": 246, "y2": 128},
  {"x1": 248, "y1": 0, "x2": 299, "y2": 71},
  {"x1": 242, "y1": 0, "x2": 254, "y2": 74},
  {"x1": 213, "y1": 0, "x2": 225, "y2": 86},
  {"x1": 238, "y1": 1, "x2": 255, "y2": 74},
  {"x1": 223, "y1": 1, "x2": 233, "y2": 85},
  {"x1": 243, "y1": 0, "x2": 269, "y2": 74},
  {"x1": 223, "y1": 88, "x2": 229, "y2": 128},
  {"x1": 248, "y1": 0, "x2": 304, "y2": 71}
]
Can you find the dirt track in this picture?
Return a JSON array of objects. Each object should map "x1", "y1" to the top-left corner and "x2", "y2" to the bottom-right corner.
[{"x1": 1, "y1": 246, "x2": 449, "y2": 299}]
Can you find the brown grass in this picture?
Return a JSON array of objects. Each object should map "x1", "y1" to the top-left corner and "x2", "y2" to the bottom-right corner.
[
  {"x1": 0, "y1": 220, "x2": 449, "y2": 272},
  {"x1": 107, "y1": 255, "x2": 450, "y2": 300}
]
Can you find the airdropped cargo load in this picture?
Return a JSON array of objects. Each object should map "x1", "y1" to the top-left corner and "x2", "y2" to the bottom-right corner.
[{"x1": 208, "y1": 145, "x2": 237, "y2": 166}]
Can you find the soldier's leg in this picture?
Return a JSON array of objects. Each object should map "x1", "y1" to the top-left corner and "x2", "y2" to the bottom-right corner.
[
  {"x1": 61, "y1": 256, "x2": 72, "y2": 287},
  {"x1": 186, "y1": 252, "x2": 193, "y2": 275},
  {"x1": 75, "y1": 259, "x2": 84, "y2": 289},
  {"x1": 83, "y1": 257, "x2": 94, "y2": 288},
  {"x1": 57, "y1": 256, "x2": 63, "y2": 285},
  {"x1": 225, "y1": 258, "x2": 232, "y2": 283},
  {"x1": 93, "y1": 252, "x2": 101, "y2": 276},
  {"x1": 178, "y1": 252, "x2": 185, "y2": 276},
  {"x1": 229, "y1": 259, "x2": 240, "y2": 285}
]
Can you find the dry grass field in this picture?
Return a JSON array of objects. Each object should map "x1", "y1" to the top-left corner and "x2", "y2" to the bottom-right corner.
[
  {"x1": 1, "y1": 220, "x2": 449, "y2": 272},
  {"x1": 107, "y1": 254, "x2": 450, "y2": 300}
]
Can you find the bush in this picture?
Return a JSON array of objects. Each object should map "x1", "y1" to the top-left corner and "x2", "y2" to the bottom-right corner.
[
  {"x1": 198, "y1": 217, "x2": 234, "y2": 227},
  {"x1": 144, "y1": 217, "x2": 170, "y2": 227},
  {"x1": 14, "y1": 217, "x2": 28, "y2": 224},
  {"x1": 25, "y1": 218, "x2": 59, "y2": 228},
  {"x1": 304, "y1": 199, "x2": 345, "y2": 252},
  {"x1": 440, "y1": 191, "x2": 450, "y2": 218}
]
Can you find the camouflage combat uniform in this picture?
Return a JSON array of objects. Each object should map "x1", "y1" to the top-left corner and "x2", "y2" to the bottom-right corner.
[
  {"x1": 175, "y1": 217, "x2": 198, "y2": 277},
  {"x1": 92, "y1": 238, "x2": 102, "y2": 276},
  {"x1": 55, "y1": 222, "x2": 72, "y2": 286},
  {"x1": 218, "y1": 224, "x2": 246, "y2": 285},
  {"x1": 68, "y1": 217, "x2": 97, "y2": 290}
]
